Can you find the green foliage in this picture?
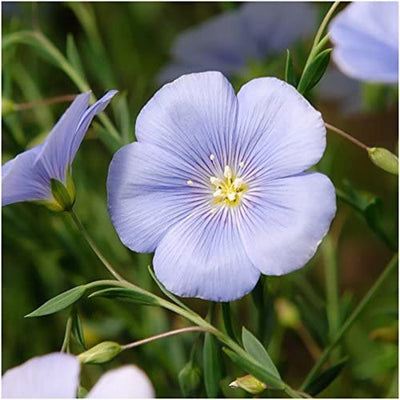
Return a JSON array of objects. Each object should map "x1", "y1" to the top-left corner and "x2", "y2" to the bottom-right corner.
[
  {"x1": 25, "y1": 285, "x2": 86, "y2": 317},
  {"x1": 88, "y1": 287, "x2": 161, "y2": 307},
  {"x1": 203, "y1": 332, "x2": 223, "y2": 397}
]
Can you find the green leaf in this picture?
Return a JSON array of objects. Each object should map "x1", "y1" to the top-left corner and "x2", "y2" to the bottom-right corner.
[
  {"x1": 25, "y1": 286, "x2": 86, "y2": 317},
  {"x1": 336, "y1": 181, "x2": 397, "y2": 250},
  {"x1": 223, "y1": 347, "x2": 284, "y2": 389},
  {"x1": 71, "y1": 307, "x2": 87, "y2": 350},
  {"x1": 203, "y1": 332, "x2": 223, "y2": 397},
  {"x1": 297, "y1": 48, "x2": 332, "y2": 94},
  {"x1": 66, "y1": 34, "x2": 86, "y2": 80},
  {"x1": 304, "y1": 358, "x2": 347, "y2": 396},
  {"x1": 88, "y1": 287, "x2": 161, "y2": 306},
  {"x1": 242, "y1": 327, "x2": 281, "y2": 380},
  {"x1": 285, "y1": 50, "x2": 297, "y2": 87}
]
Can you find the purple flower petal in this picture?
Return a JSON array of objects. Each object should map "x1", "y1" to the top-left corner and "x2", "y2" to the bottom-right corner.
[
  {"x1": 107, "y1": 142, "x2": 207, "y2": 252},
  {"x1": 87, "y1": 366, "x2": 154, "y2": 398},
  {"x1": 235, "y1": 77, "x2": 326, "y2": 180},
  {"x1": 136, "y1": 71, "x2": 238, "y2": 168},
  {"x1": 239, "y1": 172, "x2": 336, "y2": 275},
  {"x1": 153, "y1": 206, "x2": 260, "y2": 301},
  {"x1": 330, "y1": 2, "x2": 398, "y2": 83},
  {"x1": 2, "y1": 90, "x2": 117, "y2": 206},
  {"x1": 2, "y1": 353, "x2": 80, "y2": 398}
]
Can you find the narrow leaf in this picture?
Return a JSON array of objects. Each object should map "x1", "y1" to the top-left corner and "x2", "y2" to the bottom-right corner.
[
  {"x1": 285, "y1": 50, "x2": 297, "y2": 87},
  {"x1": 223, "y1": 347, "x2": 284, "y2": 389},
  {"x1": 242, "y1": 327, "x2": 281, "y2": 380},
  {"x1": 297, "y1": 48, "x2": 332, "y2": 94},
  {"x1": 25, "y1": 286, "x2": 86, "y2": 317},
  {"x1": 203, "y1": 332, "x2": 223, "y2": 397},
  {"x1": 71, "y1": 307, "x2": 87, "y2": 350},
  {"x1": 305, "y1": 358, "x2": 348, "y2": 396},
  {"x1": 88, "y1": 287, "x2": 160, "y2": 306},
  {"x1": 66, "y1": 34, "x2": 86, "y2": 80}
]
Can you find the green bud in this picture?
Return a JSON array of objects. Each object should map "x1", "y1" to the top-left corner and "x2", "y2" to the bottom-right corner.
[
  {"x1": 47, "y1": 175, "x2": 75, "y2": 212},
  {"x1": 229, "y1": 374, "x2": 267, "y2": 395},
  {"x1": 178, "y1": 362, "x2": 202, "y2": 397},
  {"x1": 275, "y1": 298, "x2": 300, "y2": 329},
  {"x1": 2, "y1": 98, "x2": 15, "y2": 116},
  {"x1": 77, "y1": 386, "x2": 88, "y2": 398},
  {"x1": 78, "y1": 341, "x2": 122, "y2": 364},
  {"x1": 368, "y1": 147, "x2": 398, "y2": 175}
]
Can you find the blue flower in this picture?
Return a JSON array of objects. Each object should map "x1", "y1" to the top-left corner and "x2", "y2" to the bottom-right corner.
[
  {"x1": 2, "y1": 90, "x2": 117, "y2": 209},
  {"x1": 158, "y1": 3, "x2": 317, "y2": 83},
  {"x1": 330, "y1": 2, "x2": 398, "y2": 83},
  {"x1": 108, "y1": 72, "x2": 336, "y2": 302},
  {"x1": 2, "y1": 353, "x2": 154, "y2": 398}
]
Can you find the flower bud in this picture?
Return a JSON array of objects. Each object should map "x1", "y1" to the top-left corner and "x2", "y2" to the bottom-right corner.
[
  {"x1": 368, "y1": 147, "x2": 398, "y2": 175},
  {"x1": 47, "y1": 175, "x2": 75, "y2": 212},
  {"x1": 229, "y1": 374, "x2": 267, "y2": 395},
  {"x1": 2, "y1": 98, "x2": 15, "y2": 116},
  {"x1": 77, "y1": 341, "x2": 122, "y2": 364},
  {"x1": 178, "y1": 361, "x2": 201, "y2": 397},
  {"x1": 275, "y1": 298, "x2": 300, "y2": 329}
]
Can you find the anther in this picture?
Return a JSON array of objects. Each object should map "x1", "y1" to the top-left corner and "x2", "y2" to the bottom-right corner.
[
  {"x1": 210, "y1": 154, "x2": 215, "y2": 161},
  {"x1": 224, "y1": 165, "x2": 233, "y2": 181},
  {"x1": 187, "y1": 180, "x2": 194, "y2": 186}
]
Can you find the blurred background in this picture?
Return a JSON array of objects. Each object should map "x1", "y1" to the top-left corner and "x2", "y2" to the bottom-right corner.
[{"x1": 2, "y1": 2, "x2": 398, "y2": 398}]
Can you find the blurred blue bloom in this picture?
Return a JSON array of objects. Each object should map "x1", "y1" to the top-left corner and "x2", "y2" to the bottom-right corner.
[
  {"x1": 158, "y1": 2, "x2": 317, "y2": 83},
  {"x1": 108, "y1": 72, "x2": 336, "y2": 301},
  {"x1": 2, "y1": 353, "x2": 155, "y2": 398},
  {"x1": 330, "y1": 2, "x2": 398, "y2": 83},
  {"x1": 2, "y1": 90, "x2": 117, "y2": 207}
]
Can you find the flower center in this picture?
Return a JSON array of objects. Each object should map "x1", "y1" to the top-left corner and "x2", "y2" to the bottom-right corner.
[{"x1": 210, "y1": 165, "x2": 246, "y2": 206}]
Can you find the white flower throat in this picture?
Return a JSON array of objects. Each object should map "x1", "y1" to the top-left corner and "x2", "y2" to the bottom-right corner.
[{"x1": 210, "y1": 165, "x2": 246, "y2": 206}]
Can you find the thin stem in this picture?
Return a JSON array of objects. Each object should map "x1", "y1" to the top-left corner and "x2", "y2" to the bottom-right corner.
[
  {"x1": 301, "y1": 253, "x2": 398, "y2": 389},
  {"x1": 296, "y1": 324, "x2": 322, "y2": 361},
  {"x1": 69, "y1": 209, "x2": 125, "y2": 282},
  {"x1": 322, "y1": 236, "x2": 340, "y2": 341},
  {"x1": 15, "y1": 94, "x2": 77, "y2": 111},
  {"x1": 325, "y1": 122, "x2": 370, "y2": 151},
  {"x1": 222, "y1": 302, "x2": 237, "y2": 341},
  {"x1": 284, "y1": 385, "x2": 303, "y2": 398},
  {"x1": 61, "y1": 314, "x2": 73, "y2": 353},
  {"x1": 122, "y1": 326, "x2": 209, "y2": 350}
]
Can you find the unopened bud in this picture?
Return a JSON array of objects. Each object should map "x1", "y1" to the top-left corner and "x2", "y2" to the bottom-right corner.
[
  {"x1": 229, "y1": 374, "x2": 267, "y2": 395},
  {"x1": 2, "y1": 98, "x2": 15, "y2": 116},
  {"x1": 275, "y1": 298, "x2": 300, "y2": 329},
  {"x1": 178, "y1": 362, "x2": 201, "y2": 397},
  {"x1": 368, "y1": 147, "x2": 398, "y2": 175},
  {"x1": 78, "y1": 341, "x2": 122, "y2": 364},
  {"x1": 47, "y1": 175, "x2": 75, "y2": 212}
]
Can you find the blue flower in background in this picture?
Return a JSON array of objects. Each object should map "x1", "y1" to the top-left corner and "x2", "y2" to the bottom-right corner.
[
  {"x1": 158, "y1": 2, "x2": 317, "y2": 83},
  {"x1": 2, "y1": 90, "x2": 117, "y2": 208},
  {"x1": 2, "y1": 353, "x2": 155, "y2": 398},
  {"x1": 108, "y1": 72, "x2": 336, "y2": 302},
  {"x1": 330, "y1": 2, "x2": 398, "y2": 83}
]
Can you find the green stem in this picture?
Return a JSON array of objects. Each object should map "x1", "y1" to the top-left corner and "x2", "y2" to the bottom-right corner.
[
  {"x1": 322, "y1": 236, "x2": 340, "y2": 341},
  {"x1": 61, "y1": 313, "x2": 73, "y2": 353},
  {"x1": 69, "y1": 209, "x2": 125, "y2": 282},
  {"x1": 222, "y1": 302, "x2": 237, "y2": 341},
  {"x1": 301, "y1": 253, "x2": 398, "y2": 389}
]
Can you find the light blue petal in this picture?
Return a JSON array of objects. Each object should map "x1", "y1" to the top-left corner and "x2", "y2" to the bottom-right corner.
[
  {"x1": 37, "y1": 90, "x2": 117, "y2": 183},
  {"x1": 35, "y1": 92, "x2": 91, "y2": 183},
  {"x1": 156, "y1": 63, "x2": 210, "y2": 86},
  {"x1": 240, "y1": 2, "x2": 317, "y2": 57},
  {"x1": 2, "y1": 353, "x2": 80, "y2": 398},
  {"x1": 168, "y1": 11, "x2": 252, "y2": 76},
  {"x1": 235, "y1": 77, "x2": 326, "y2": 181},
  {"x1": 107, "y1": 142, "x2": 208, "y2": 253},
  {"x1": 136, "y1": 71, "x2": 238, "y2": 169},
  {"x1": 87, "y1": 366, "x2": 154, "y2": 398},
  {"x1": 240, "y1": 172, "x2": 336, "y2": 276},
  {"x1": 330, "y1": 2, "x2": 398, "y2": 83},
  {"x1": 2, "y1": 144, "x2": 51, "y2": 205},
  {"x1": 153, "y1": 206, "x2": 260, "y2": 302}
]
